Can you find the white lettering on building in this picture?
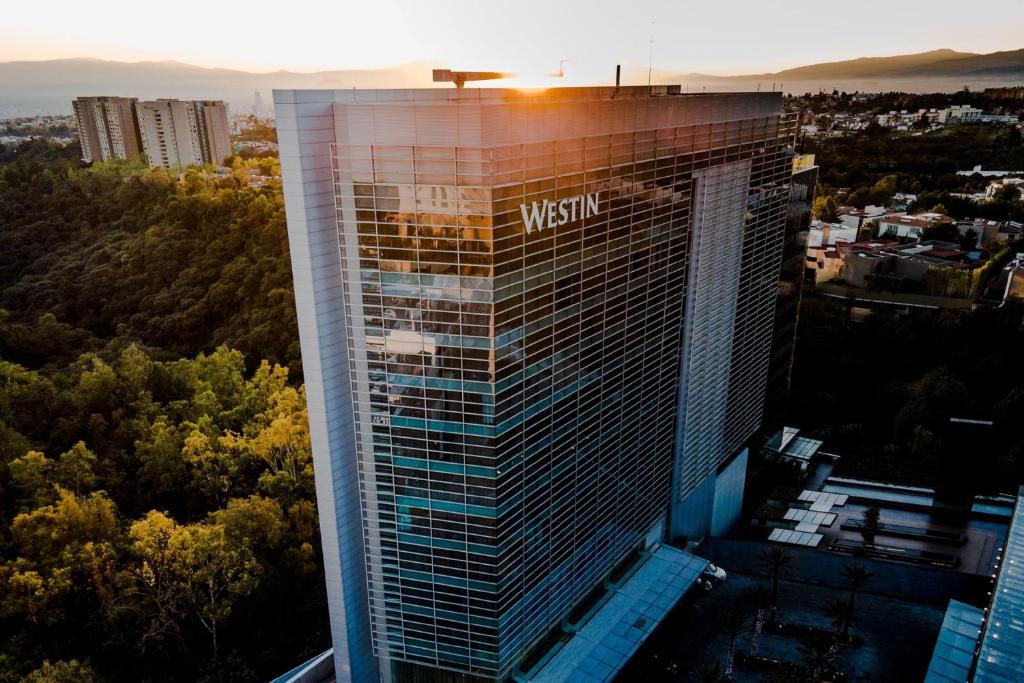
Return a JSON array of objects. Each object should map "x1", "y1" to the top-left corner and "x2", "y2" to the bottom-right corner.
[{"x1": 520, "y1": 192, "x2": 600, "y2": 234}]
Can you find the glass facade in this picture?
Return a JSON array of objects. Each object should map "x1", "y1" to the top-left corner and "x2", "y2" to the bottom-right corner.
[
  {"x1": 763, "y1": 162, "x2": 818, "y2": 432},
  {"x1": 320, "y1": 88, "x2": 795, "y2": 680}
]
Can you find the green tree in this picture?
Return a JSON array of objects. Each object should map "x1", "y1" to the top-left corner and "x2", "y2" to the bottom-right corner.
[
  {"x1": 23, "y1": 660, "x2": 99, "y2": 683},
  {"x1": 56, "y1": 442, "x2": 98, "y2": 495},
  {"x1": 170, "y1": 520, "x2": 261, "y2": 659},
  {"x1": 2, "y1": 488, "x2": 120, "y2": 626},
  {"x1": 813, "y1": 195, "x2": 839, "y2": 222},
  {"x1": 841, "y1": 563, "x2": 873, "y2": 629},
  {"x1": 824, "y1": 597, "x2": 855, "y2": 639},
  {"x1": 758, "y1": 545, "x2": 794, "y2": 614},
  {"x1": 690, "y1": 662, "x2": 729, "y2": 683},
  {"x1": 861, "y1": 506, "x2": 881, "y2": 548},
  {"x1": 745, "y1": 585, "x2": 772, "y2": 656},
  {"x1": 121, "y1": 511, "x2": 187, "y2": 652},
  {"x1": 8, "y1": 450, "x2": 56, "y2": 510},
  {"x1": 720, "y1": 606, "x2": 748, "y2": 677},
  {"x1": 797, "y1": 633, "x2": 838, "y2": 681}
]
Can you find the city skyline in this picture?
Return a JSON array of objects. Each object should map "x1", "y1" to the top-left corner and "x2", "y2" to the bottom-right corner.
[{"x1": 3, "y1": 0, "x2": 1023, "y2": 80}]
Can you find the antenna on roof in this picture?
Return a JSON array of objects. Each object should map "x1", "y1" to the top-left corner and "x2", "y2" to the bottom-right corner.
[
  {"x1": 432, "y1": 69, "x2": 513, "y2": 88},
  {"x1": 548, "y1": 60, "x2": 569, "y2": 78},
  {"x1": 647, "y1": 34, "x2": 654, "y2": 88}
]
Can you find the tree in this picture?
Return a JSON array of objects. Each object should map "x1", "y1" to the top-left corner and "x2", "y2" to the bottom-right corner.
[
  {"x1": 960, "y1": 227, "x2": 979, "y2": 251},
  {"x1": 169, "y1": 521, "x2": 261, "y2": 660},
  {"x1": 813, "y1": 195, "x2": 839, "y2": 222},
  {"x1": 720, "y1": 606, "x2": 748, "y2": 677},
  {"x1": 860, "y1": 506, "x2": 881, "y2": 548},
  {"x1": 841, "y1": 563, "x2": 873, "y2": 623},
  {"x1": 758, "y1": 545, "x2": 794, "y2": 614},
  {"x1": 2, "y1": 488, "x2": 120, "y2": 625},
  {"x1": 690, "y1": 662, "x2": 729, "y2": 683},
  {"x1": 23, "y1": 660, "x2": 99, "y2": 683},
  {"x1": 798, "y1": 633, "x2": 838, "y2": 682},
  {"x1": 745, "y1": 585, "x2": 772, "y2": 656},
  {"x1": 56, "y1": 442, "x2": 97, "y2": 495},
  {"x1": 994, "y1": 184, "x2": 1021, "y2": 203},
  {"x1": 122, "y1": 511, "x2": 187, "y2": 652},
  {"x1": 824, "y1": 597, "x2": 856, "y2": 639},
  {"x1": 858, "y1": 219, "x2": 880, "y2": 241},
  {"x1": 925, "y1": 221, "x2": 960, "y2": 243},
  {"x1": 8, "y1": 450, "x2": 56, "y2": 510}
]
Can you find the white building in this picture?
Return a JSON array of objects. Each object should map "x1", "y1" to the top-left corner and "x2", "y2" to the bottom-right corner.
[
  {"x1": 937, "y1": 105, "x2": 982, "y2": 125},
  {"x1": 987, "y1": 177, "x2": 1024, "y2": 198},
  {"x1": 136, "y1": 99, "x2": 231, "y2": 169},
  {"x1": 878, "y1": 212, "x2": 954, "y2": 240},
  {"x1": 837, "y1": 205, "x2": 897, "y2": 230},
  {"x1": 807, "y1": 220, "x2": 858, "y2": 246}
]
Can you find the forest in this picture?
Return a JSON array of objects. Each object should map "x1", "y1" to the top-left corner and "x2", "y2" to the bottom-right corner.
[
  {"x1": 0, "y1": 140, "x2": 324, "y2": 682},
  {"x1": 787, "y1": 293, "x2": 1024, "y2": 498},
  {"x1": 803, "y1": 122, "x2": 1024, "y2": 222}
]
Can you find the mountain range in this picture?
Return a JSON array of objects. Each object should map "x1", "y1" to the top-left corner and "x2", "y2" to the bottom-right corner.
[{"x1": 1, "y1": 49, "x2": 1022, "y2": 117}]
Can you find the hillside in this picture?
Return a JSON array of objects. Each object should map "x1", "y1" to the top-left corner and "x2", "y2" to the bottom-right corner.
[{"x1": 765, "y1": 49, "x2": 976, "y2": 79}]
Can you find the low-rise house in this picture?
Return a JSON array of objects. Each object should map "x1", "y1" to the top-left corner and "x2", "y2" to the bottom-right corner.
[
  {"x1": 986, "y1": 176, "x2": 1024, "y2": 197},
  {"x1": 805, "y1": 239, "x2": 969, "y2": 288},
  {"x1": 837, "y1": 204, "x2": 898, "y2": 230},
  {"x1": 807, "y1": 220, "x2": 858, "y2": 247},
  {"x1": 999, "y1": 221, "x2": 1024, "y2": 242},
  {"x1": 878, "y1": 212, "x2": 954, "y2": 240}
]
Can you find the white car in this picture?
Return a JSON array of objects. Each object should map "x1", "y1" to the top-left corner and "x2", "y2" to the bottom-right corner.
[{"x1": 703, "y1": 563, "x2": 727, "y2": 583}]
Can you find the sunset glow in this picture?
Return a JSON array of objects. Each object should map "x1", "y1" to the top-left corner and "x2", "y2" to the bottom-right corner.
[{"x1": 3, "y1": 0, "x2": 1023, "y2": 77}]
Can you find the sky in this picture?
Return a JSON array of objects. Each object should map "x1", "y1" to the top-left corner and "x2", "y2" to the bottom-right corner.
[{"x1": 3, "y1": 0, "x2": 1022, "y2": 81}]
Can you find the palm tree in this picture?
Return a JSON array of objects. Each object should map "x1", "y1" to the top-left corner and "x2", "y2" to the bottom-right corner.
[
  {"x1": 860, "y1": 506, "x2": 881, "y2": 548},
  {"x1": 798, "y1": 632, "x2": 837, "y2": 682},
  {"x1": 720, "y1": 606, "x2": 748, "y2": 678},
  {"x1": 841, "y1": 562, "x2": 872, "y2": 631},
  {"x1": 745, "y1": 585, "x2": 772, "y2": 656},
  {"x1": 690, "y1": 662, "x2": 729, "y2": 683},
  {"x1": 824, "y1": 596, "x2": 855, "y2": 638},
  {"x1": 758, "y1": 545, "x2": 794, "y2": 615}
]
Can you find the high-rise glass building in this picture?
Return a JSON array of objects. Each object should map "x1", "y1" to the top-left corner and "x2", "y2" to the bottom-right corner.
[{"x1": 275, "y1": 86, "x2": 795, "y2": 682}]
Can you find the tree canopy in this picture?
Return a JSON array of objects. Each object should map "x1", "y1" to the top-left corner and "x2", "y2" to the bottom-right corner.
[{"x1": 0, "y1": 141, "x2": 324, "y2": 682}]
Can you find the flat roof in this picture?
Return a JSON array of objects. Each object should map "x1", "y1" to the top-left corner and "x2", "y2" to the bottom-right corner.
[
  {"x1": 520, "y1": 545, "x2": 708, "y2": 683},
  {"x1": 273, "y1": 85, "x2": 780, "y2": 105}
]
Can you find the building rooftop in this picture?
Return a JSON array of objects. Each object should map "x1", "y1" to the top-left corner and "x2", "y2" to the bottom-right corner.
[{"x1": 273, "y1": 85, "x2": 779, "y2": 105}]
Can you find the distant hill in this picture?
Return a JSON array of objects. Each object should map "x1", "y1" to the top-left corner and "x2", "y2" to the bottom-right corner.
[
  {"x1": 894, "y1": 48, "x2": 1024, "y2": 76},
  {"x1": 2, "y1": 50, "x2": 1023, "y2": 117},
  {"x1": 758, "y1": 49, "x2": 978, "y2": 80},
  {"x1": 659, "y1": 49, "x2": 1024, "y2": 96},
  {"x1": 0, "y1": 58, "x2": 439, "y2": 116}
]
